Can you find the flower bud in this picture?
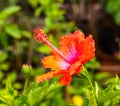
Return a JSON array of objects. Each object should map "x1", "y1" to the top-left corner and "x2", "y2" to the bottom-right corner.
[{"x1": 22, "y1": 64, "x2": 31, "y2": 77}]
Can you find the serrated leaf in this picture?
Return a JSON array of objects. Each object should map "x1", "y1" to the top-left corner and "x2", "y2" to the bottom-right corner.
[
  {"x1": 27, "y1": 82, "x2": 60, "y2": 105},
  {"x1": 14, "y1": 95, "x2": 28, "y2": 106},
  {"x1": 4, "y1": 24, "x2": 21, "y2": 39},
  {"x1": 27, "y1": 86, "x2": 46, "y2": 105}
]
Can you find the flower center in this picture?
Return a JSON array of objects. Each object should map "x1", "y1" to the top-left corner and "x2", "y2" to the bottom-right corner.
[{"x1": 33, "y1": 28, "x2": 71, "y2": 64}]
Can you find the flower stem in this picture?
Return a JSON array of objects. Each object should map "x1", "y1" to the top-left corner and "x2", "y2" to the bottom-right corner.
[
  {"x1": 80, "y1": 66, "x2": 94, "y2": 90},
  {"x1": 23, "y1": 77, "x2": 29, "y2": 94}
]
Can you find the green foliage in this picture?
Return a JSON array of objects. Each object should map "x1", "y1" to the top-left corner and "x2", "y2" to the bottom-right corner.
[
  {"x1": 0, "y1": 79, "x2": 18, "y2": 106},
  {"x1": 14, "y1": 81, "x2": 65, "y2": 106},
  {"x1": 4, "y1": 24, "x2": 21, "y2": 39},
  {"x1": 0, "y1": 0, "x2": 120, "y2": 106},
  {"x1": 105, "y1": 0, "x2": 120, "y2": 25},
  {"x1": 34, "y1": 0, "x2": 76, "y2": 33},
  {"x1": 81, "y1": 68, "x2": 120, "y2": 106},
  {"x1": 0, "y1": 6, "x2": 21, "y2": 21},
  {"x1": 85, "y1": 57, "x2": 100, "y2": 70}
]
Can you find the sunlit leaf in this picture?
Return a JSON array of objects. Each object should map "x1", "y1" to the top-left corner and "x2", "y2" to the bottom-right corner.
[
  {"x1": 37, "y1": 45, "x2": 51, "y2": 54},
  {"x1": 27, "y1": 0, "x2": 38, "y2": 8},
  {"x1": 21, "y1": 30, "x2": 31, "y2": 38},
  {"x1": 4, "y1": 24, "x2": 22, "y2": 39},
  {"x1": 0, "y1": 6, "x2": 21, "y2": 20}
]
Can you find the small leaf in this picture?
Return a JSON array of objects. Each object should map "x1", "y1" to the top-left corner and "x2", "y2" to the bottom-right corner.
[
  {"x1": 21, "y1": 30, "x2": 31, "y2": 38},
  {"x1": 6, "y1": 78, "x2": 18, "y2": 97},
  {"x1": 37, "y1": 45, "x2": 51, "y2": 54},
  {"x1": 14, "y1": 95, "x2": 28, "y2": 106},
  {"x1": 95, "y1": 72, "x2": 110, "y2": 81},
  {"x1": 83, "y1": 89, "x2": 97, "y2": 106},
  {"x1": 101, "y1": 90, "x2": 120, "y2": 103},
  {"x1": 27, "y1": 0, "x2": 38, "y2": 8},
  {"x1": 95, "y1": 82, "x2": 99, "y2": 98},
  {"x1": 0, "y1": 63, "x2": 9, "y2": 71},
  {"x1": 8, "y1": 72, "x2": 17, "y2": 82},
  {"x1": 4, "y1": 24, "x2": 22, "y2": 39},
  {"x1": 0, "y1": 6, "x2": 21, "y2": 20},
  {"x1": 0, "y1": 51, "x2": 8, "y2": 62},
  {"x1": 35, "y1": 7, "x2": 43, "y2": 17}
]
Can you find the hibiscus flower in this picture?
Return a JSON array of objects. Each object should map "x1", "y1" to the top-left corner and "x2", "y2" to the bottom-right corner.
[{"x1": 33, "y1": 28, "x2": 95, "y2": 85}]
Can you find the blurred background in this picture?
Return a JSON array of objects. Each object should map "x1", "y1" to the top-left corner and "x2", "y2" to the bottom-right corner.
[{"x1": 0, "y1": 0, "x2": 120, "y2": 105}]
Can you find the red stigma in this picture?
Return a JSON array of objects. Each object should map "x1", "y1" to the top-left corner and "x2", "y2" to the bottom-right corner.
[{"x1": 33, "y1": 28, "x2": 48, "y2": 43}]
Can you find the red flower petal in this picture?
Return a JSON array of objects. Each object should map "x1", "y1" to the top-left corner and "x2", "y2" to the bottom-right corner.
[
  {"x1": 78, "y1": 35, "x2": 95, "y2": 64},
  {"x1": 59, "y1": 72, "x2": 72, "y2": 86}
]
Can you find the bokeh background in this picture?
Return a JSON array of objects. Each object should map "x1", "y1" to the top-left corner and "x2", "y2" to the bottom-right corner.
[{"x1": 0, "y1": 0, "x2": 120, "y2": 106}]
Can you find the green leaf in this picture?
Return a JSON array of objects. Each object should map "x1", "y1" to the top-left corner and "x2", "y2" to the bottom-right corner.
[
  {"x1": 0, "y1": 96, "x2": 6, "y2": 105},
  {"x1": 0, "y1": 89, "x2": 15, "y2": 106},
  {"x1": 13, "y1": 83, "x2": 22, "y2": 90},
  {"x1": 14, "y1": 95, "x2": 28, "y2": 106},
  {"x1": 0, "y1": 63, "x2": 9, "y2": 71},
  {"x1": 39, "y1": 0, "x2": 50, "y2": 6},
  {"x1": 95, "y1": 82, "x2": 99, "y2": 99},
  {"x1": 37, "y1": 45, "x2": 51, "y2": 54},
  {"x1": 95, "y1": 72, "x2": 110, "y2": 81},
  {"x1": 21, "y1": 30, "x2": 31, "y2": 38},
  {"x1": 101, "y1": 90, "x2": 120, "y2": 103},
  {"x1": 8, "y1": 72, "x2": 17, "y2": 83},
  {"x1": 83, "y1": 89, "x2": 97, "y2": 106},
  {"x1": 6, "y1": 78, "x2": 18, "y2": 98},
  {"x1": 0, "y1": 32, "x2": 9, "y2": 48},
  {"x1": 27, "y1": 0, "x2": 39, "y2": 8},
  {"x1": 0, "y1": 6, "x2": 21, "y2": 20},
  {"x1": 0, "y1": 71, "x2": 4, "y2": 80},
  {"x1": 27, "y1": 82, "x2": 60, "y2": 105},
  {"x1": 0, "y1": 51, "x2": 8, "y2": 62},
  {"x1": 104, "y1": 76, "x2": 119, "y2": 93},
  {"x1": 115, "y1": 11, "x2": 120, "y2": 25},
  {"x1": 4, "y1": 24, "x2": 22, "y2": 39},
  {"x1": 35, "y1": 7, "x2": 44, "y2": 17}
]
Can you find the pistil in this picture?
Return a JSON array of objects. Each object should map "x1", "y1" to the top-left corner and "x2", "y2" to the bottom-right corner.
[{"x1": 33, "y1": 28, "x2": 70, "y2": 64}]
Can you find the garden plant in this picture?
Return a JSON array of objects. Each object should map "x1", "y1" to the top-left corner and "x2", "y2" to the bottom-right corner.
[{"x1": 0, "y1": 0, "x2": 120, "y2": 106}]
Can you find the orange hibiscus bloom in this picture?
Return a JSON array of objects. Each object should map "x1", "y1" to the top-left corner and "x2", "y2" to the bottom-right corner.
[{"x1": 33, "y1": 28, "x2": 95, "y2": 86}]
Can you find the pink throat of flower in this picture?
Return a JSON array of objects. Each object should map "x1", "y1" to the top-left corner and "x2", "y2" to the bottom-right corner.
[{"x1": 33, "y1": 28, "x2": 70, "y2": 64}]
